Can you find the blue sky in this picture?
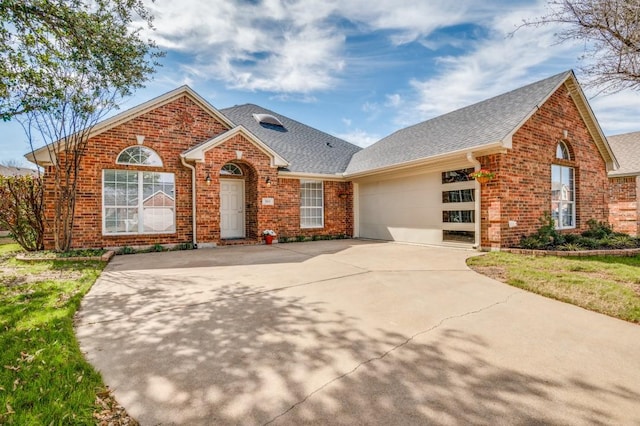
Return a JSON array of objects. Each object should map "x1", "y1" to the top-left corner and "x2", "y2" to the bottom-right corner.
[{"x1": 2, "y1": 0, "x2": 639, "y2": 166}]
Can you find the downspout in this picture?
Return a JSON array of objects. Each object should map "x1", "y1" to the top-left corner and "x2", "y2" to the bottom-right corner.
[
  {"x1": 180, "y1": 156, "x2": 198, "y2": 249},
  {"x1": 466, "y1": 152, "x2": 481, "y2": 250}
]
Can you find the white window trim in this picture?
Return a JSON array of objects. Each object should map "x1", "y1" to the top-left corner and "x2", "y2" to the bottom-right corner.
[
  {"x1": 552, "y1": 165, "x2": 575, "y2": 230},
  {"x1": 300, "y1": 180, "x2": 324, "y2": 229},
  {"x1": 102, "y1": 170, "x2": 176, "y2": 236}
]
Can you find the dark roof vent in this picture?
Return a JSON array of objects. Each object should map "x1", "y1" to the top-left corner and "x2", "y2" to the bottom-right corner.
[{"x1": 253, "y1": 113, "x2": 284, "y2": 127}]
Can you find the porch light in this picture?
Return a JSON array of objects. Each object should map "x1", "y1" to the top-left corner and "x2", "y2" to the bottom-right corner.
[
  {"x1": 265, "y1": 177, "x2": 271, "y2": 187},
  {"x1": 205, "y1": 171, "x2": 211, "y2": 185}
]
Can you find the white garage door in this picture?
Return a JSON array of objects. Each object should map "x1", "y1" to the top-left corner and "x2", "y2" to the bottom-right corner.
[{"x1": 357, "y1": 168, "x2": 476, "y2": 246}]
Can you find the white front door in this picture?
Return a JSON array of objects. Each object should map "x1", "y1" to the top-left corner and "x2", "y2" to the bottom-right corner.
[{"x1": 220, "y1": 179, "x2": 245, "y2": 239}]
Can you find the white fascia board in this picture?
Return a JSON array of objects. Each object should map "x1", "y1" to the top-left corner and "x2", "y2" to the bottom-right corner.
[
  {"x1": 277, "y1": 171, "x2": 347, "y2": 181},
  {"x1": 343, "y1": 142, "x2": 505, "y2": 179}
]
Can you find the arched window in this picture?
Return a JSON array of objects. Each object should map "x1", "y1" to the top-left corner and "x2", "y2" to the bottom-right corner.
[
  {"x1": 552, "y1": 141, "x2": 575, "y2": 230},
  {"x1": 556, "y1": 141, "x2": 570, "y2": 160},
  {"x1": 220, "y1": 163, "x2": 243, "y2": 176},
  {"x1": 116, "y1": 146, "x2": 163, "y2": 166}
]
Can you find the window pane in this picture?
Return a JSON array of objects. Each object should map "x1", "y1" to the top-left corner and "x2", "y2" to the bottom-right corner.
[
  {"x1": 442, "y1": 168, "x2": 474, "y2": 184},
  {"x1": 442, "y1": 189, "x2": 474, "y2": 203},
  {"x1": 562, "y1": 203, "x2": 574, "y2": 227},
  {"x1": 442, "y1": 210, "x2": 475, "y2": 223},
  {"x1": 443, "y1": 230, "x2": 475, "y2": 243},
  {"x1": 117, "y1": 146, "x2": 162, "y2": 166}
]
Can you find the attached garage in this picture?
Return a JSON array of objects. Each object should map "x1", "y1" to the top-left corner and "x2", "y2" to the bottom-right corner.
[{"x1": 355, "y1": 167, "x2": 478, "y2": 246}]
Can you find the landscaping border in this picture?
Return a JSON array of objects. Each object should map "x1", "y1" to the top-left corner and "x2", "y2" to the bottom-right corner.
[
  {"x1": 16, "y1": 250, "x2": 115, "y2": 262},
  {"x1": 503, "y1": 248, "x2": 640, "y2": 257}
]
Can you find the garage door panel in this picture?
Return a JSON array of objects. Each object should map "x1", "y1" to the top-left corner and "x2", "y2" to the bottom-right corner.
[{"x1": 358, "y1": 172, "x2": 444, "y2": 245}]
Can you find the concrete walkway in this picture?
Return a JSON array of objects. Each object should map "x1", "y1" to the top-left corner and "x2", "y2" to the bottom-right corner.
[{"x1": 75, "y1": 240, "x2": 640, "y2": 425}]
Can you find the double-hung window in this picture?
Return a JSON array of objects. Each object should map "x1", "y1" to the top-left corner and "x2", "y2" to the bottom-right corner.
[{"x1": 300, "y1": 180, "x2": 323, "y2": 228}]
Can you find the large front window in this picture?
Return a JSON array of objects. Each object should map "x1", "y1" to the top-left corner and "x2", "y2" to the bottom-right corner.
[
  {"x1": 103, "y1": 170, "x2": 175, "y2": 234},
  {"x1": 300, "y1": 180, "x2": 323, "y2": 228},
  {"x1": 551, "y1": 165, "x2": 575, "y2": 229}
]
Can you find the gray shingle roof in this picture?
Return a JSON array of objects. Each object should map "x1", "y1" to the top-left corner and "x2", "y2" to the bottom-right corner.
[
  {"x1": 219, "y1": 104, "x2": 361, "y2": 174},
  {"x1": 0, "y1": 165, "x2": 37, "y2": 177},
  {"x1": 345, "y1": 71, "x2": 572, "y2": 175},
  {"x1": 607, "y1": 131, "x2": 640, "y2": 176}
]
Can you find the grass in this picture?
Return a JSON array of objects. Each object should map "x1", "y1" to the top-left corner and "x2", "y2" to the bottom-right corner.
[
  {"x1": 0, "y1": 242, "x2": 111, "y2": 424},
  {"x1": 467, "y1": 252, "x2": 640, "y2": 323}
]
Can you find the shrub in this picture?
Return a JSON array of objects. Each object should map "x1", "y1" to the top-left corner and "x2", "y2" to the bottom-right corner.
[
  {"x1": 602, "y1": 235, "x2": 636, "y2": 249},
  {"x1": 0, "y1": 175, "x2": 44, "y2": 251},
  {"x1": 574, "y1": 237, "x2": 600, "y2": 250},
  {"x1": 519, "y1": 212, "x2": 564, "y2": 249},
  {"x1": 582, "y1": 219, "x2": 613, "y2": 239},
  {"x1": 119, "y1": 246, "x2": 136, "y2": 255},
  {"x1": 557, "y1": 243, "x2": 584, "y2": 251}
]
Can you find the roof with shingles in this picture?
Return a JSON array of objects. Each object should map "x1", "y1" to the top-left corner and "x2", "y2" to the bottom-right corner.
[
  {"x1": 0, "y1": 165, "x2": 37, "y2": 177},
  {"x1": 607, "y1": 131, "x2": 640, "y2": 176},
  {"x1": 345, "y1": 71, "x2": 573, "y2": 175},
  {"x1": 219, "y1": 104, "x2": 361, "y2": 175}
]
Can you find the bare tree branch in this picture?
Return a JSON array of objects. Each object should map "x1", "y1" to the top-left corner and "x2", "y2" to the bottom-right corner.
[{"x1": 519, "y1": 0, "x2": 640, "y2": 93}]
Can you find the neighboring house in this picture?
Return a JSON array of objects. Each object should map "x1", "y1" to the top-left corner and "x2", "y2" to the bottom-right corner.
[
  {"x1": 26, "y1": 70, "x2": 624, "y2": 250},
  {"x1": 607, "y1": 131, "x2": 640, "y2": 236},
  {"x1": 0, "y1": 165, "x2": 37, "y2": 177}
]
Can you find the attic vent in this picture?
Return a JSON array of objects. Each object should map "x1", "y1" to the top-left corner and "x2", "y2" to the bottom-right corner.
[{"x1": 253, "y1": 113, "x2": 284, "y2": 127}]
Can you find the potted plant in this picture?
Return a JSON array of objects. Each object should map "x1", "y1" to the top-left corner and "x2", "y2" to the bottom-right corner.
[
  {"x1": 262, "y1": 229, "x2": 276, "y2": 245},
  {"x1": 469, "y1": 169, "x2": 495, "y2": 184}
]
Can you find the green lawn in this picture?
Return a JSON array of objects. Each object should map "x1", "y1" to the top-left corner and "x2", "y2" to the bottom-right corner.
[
  {"x1": 0, "y1": 243, "x2": 115, "y2": 424},
  {"x1": 467, "y1": 252, "x2": 640, "y2": 323}
]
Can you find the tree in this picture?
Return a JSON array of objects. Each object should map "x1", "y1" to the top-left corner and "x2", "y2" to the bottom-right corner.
[
  {"x1": 2, "y1": 0, "x2": 162, "y2": 251},
  {"x1": 0, "y1": 0, "x2": 161, "y2": 120},
  {"x1": 0, "y1": 174, "x2": 44, "y2": 251},
  {"x1": 522, "y1": 0, "x2": 640, "y2": 93}
]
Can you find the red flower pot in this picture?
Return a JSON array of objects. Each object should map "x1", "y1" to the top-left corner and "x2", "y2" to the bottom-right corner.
[{"x1": 264, "y1": 235, "x2": 274, "y2": 245}]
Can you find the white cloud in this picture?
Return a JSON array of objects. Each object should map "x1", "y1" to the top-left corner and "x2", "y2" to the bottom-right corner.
[
  {"x1": 589, "y1": 90, "x2": 640, "y2": 135},
  {"x1": 141, "y1": 0, "x2": 493, "y2": 94},
  {"x1": 397, "y1": 3, "x2": 579, "y2": 126},
  {"x1": 335, "y1": 129, "x2": 380, "y2": 147},
  {"x1": 342, "y1": 118, "x2": 352, "y2": 126},
  {"x1": 385, "y1": 94, "x2": 402, "y2": 108}
]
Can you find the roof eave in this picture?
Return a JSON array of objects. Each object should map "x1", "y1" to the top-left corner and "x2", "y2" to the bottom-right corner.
[
  {"x1": 344, "y1": 142, "x2": 506, "y2": 179},
  {"x1": 564, "y1": 74, "x2": 620, "y2": 172},
  {"x1": 608, "y1": 171, "x2": 640, "y2": 178},
  {"x1": 277, "y1": 171, "x2": 347, "y2": 181}
]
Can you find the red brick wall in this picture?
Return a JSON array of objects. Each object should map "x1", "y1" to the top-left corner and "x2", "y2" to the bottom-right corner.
[
  {"x1": 479, "y1": 83, "x2": 610, "y2": 249},
  {"x1": 276, "y1": 179, "x2": 353, "y2": 239},
  {"x1": 42, "y1": 99, "x2": 354, "y2": 249},
  {"x1": 608, "y1": 176, "x2": 639, "y2": 236},
  {"x1": 42, "y1": 95, "x2": 229, "y2": 249}
]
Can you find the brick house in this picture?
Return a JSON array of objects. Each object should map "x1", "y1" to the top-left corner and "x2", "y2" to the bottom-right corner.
[
  {"x1": 607, "y1": 131, "x2": 640, "y2": 236},
  {"x1": 26, "y1": 70, "x2": 626, "y2": 250}
]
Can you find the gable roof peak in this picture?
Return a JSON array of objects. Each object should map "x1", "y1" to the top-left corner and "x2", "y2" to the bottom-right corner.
[{"x1": 345, "y1": 70, "x2": 617, "y2": 176}]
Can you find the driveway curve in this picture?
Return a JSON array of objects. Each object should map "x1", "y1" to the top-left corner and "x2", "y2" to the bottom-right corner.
[{"x1": 75, "y1": 240, "x2": 640, "y2": 425}]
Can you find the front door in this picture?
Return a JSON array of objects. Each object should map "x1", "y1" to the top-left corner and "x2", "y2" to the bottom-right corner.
[{"x1": 220, "y1": 179, "x2": 245, "y2": 239}]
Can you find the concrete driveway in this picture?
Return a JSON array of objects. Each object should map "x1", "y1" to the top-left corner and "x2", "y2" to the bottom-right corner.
[{"x1": 75, "y1": 240, "x2": 640, "y2": 425}]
